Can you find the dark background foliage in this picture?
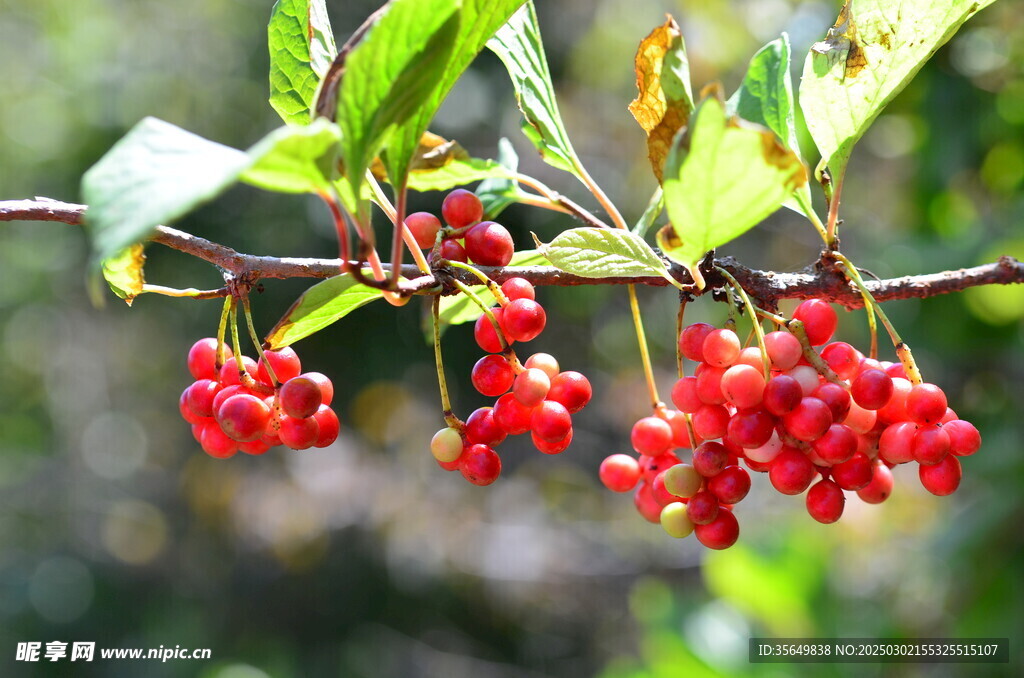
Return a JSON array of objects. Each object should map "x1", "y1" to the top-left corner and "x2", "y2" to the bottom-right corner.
[{"x1": 0, "y1": 0, "x2": 1021, "y2": 676}]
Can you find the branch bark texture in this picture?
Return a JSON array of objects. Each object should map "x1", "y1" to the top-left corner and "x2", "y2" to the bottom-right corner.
[{"x1": 2, "y1": 198, "x2": 1021, "y2": 308}]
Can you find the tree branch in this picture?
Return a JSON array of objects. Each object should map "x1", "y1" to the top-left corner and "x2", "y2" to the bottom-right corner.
[{"x1": 2, "y1": 198, "x2": 1021, "y2": 307}]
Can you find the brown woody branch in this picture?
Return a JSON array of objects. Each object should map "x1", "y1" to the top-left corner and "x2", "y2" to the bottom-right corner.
[{"x1": 2, "y1": 198, "x2": 1021, "y2": 308}]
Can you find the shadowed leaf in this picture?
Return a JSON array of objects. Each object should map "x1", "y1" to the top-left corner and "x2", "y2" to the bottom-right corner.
[{"x1": 265, "y1": 274, "x2": 384, "y2": 349}]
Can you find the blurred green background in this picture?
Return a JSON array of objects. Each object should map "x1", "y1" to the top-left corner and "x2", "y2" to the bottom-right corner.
[{"x1": 1, "y1": 0, "x2": 1022, "y2": 676}]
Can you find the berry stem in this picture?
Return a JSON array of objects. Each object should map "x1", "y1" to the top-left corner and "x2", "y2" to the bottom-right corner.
[
  {"x1": 228, "y1": 300, "x2": 259, "y2": 390},
  {"x1": 794, "y1": 189, "x2": 829, "y2": 246},
  {"x1": 628, "y1": 284, "x2": 661, "y2": 409},
  {"x1": 450, "y1": 278, "x2": 523, "y2": 372},
  {"x1": 446, "y1": 260, "x2": 510, "y2": 305},
  {"x1": 722, "y1": 281, "x2": 739, "y2": 331},
  {"x1": 676, "y1": 297, "x2": 687, "y2": 379},
  {"x1": 431, "y1": 296, "x2": 463, "y2": 430},
  {"x1": 241, "y1": 294, "x2": 278, "y2": 387},
  {"x1": 366, "y1": 174, "x2": 432, "y2": 275},
  {"x1": 834, "y1": 255, "x2": 922, "y2": 384},
  {"x1": 787, "y1": 319, "x2": 846, "y2": 387},
  {"x1": 216, "y1": 295, "x2": 232, "y2": 370},
  {"x1": 716, "y1": 266, "x2": 771, "y2": 381}
]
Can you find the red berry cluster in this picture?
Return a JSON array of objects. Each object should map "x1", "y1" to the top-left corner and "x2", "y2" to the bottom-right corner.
[
  {"x1": 406, "y1": 189, "x2": 515, "y2": 267},
  {"x1": 178, "y1": 339, "x2": 340, "y2": 458},
  {"x1": 430, "y1": 276, "x2": 593, "y2": 486},
  {"x1": 600, "y1": 299, "x2": 981, "y2": 549}
]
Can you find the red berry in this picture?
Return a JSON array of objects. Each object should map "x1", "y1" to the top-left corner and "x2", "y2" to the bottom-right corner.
[
  {"x1": 782, "y1": 397, "x2": 833, "y2": 442},
  {"x1": 707, "y1": 465, "x2": 751, "y2": 504},
  {"x1": 187, "y1": 379, "x2": 223, "y2": 418},
  {"x1": 405, "y1": 211, "x2": 441, "y2": 249},
  {"x1": 464, "y1": 221, "x2": 514, "y2": 266},
  {"x1": 220, "y1": 356, "x2": 259, "y2": 387},
  {"x1": 188, "y1": 337, "x2": 231, "y2": 381},
  {"x1": 726, "y1": 409, "x2": 775, "y2": 449},
  {"x1": 763, "y1": 375, "x2": 803, "y2": 416},
  {"x1": 633, "y1": 482, "x2": 663, "y2": 523},
  {"x1": 686, "y1": 491, "x2": 719, "y2": 525},
  {"x1": 721, "y1": 364, "x2": 766, "y2": 410},
  {"x1": 493, "y1": 393, "x2": 534, "y2": 435},
  {"x1": 694, "y1": 507, "x2": 739, "y2": 549},
  {"x1": 905, "y1": 383, "x2": 948, "y2": 426},
  {"x1": 832, "y1": 451, "x2": 873, "y2": 491},
  {"x1": 812, "y1": 424, "x2": 857, "y2": 465},
  {"x1": 501, "y1": 277, "x2": 535, "y2": 301},
  {"x1": 217, "y1": 394, "x2": 272, "y2": 442},
  {"x1": 278, "y1": 414, "x2": 319, "y2": 450},
  {"x1": 439, "y1": 238, "x2": 467, "y2": 262},
  {"x1": 179, "y1": 386, "x2": 206, "y2": 424},
  {"x1": 919, "y1": 454, "x2": 962, "y2": 496},
  {"x1": 301, "y1": 372, "x2": 334, "y2": 407},
  {"x1": 692, "y1": 404, "x2": 730, "y2": 440},
  {"x1": 945, "y1": 420, "x2": 981, "y2": 456},
  {"x1": 524, "y1": 353, "x2": 559, "y2": 379},
  {"x1": 441, "y1": 189, "x2": 484, "y2": 228},
  {"x1": 680, "y1": 323, "x2": 715, "y2": 363},
  {"x1": 768, "y1": 448, "x2": 816, "y2": 495},
  {"x1": 473, "y1": 307, "x2": 514, "y2": 353},
  {"x1": 876, "y1": 378, "x2": 912, "y2": 423},
  {"x1": 693, "y1": 441, "x2": 730, "y2": 477},
  {"x1": 312, "y1": 405, "x2": 340, "y2": 447},
  {"x1": 212, "y1": 384, "x2": 249, "y2": 414},
  {"x1": 851, "y1": 369, "x2": 894, "y2": 410},
  {"x1": 763, "y1": 331, "x2": 802, "y2": 371},
  {"x1": 238, "y1": 439, "x2": 272, "y2": 456},
  {"x1": 639, "y1": 451, "x2": 681, "y2": 483},
  {"x1": 812, "y1": 382, "x2": 851, "y2": 423},
  {"x1": 912, "y1": 424, "x2": 950, "y2": 465},
  {"x1": 820, "y1": 342, "x2": 861, "y2": 380},
  {"x1": 200, "y1": 421, "x2": 238, "y2": 459},
  {"x1": 257, "y1": 348, "x2": 301, "y2": 386},
  {"x1": 546, "y1": 371, "x2": 592, "y2": 414},
  {"x1": 471, "y1": 355, "x2": 514, "y2": 397},
  {"x1": 460, "y1": 444, "x2": 501, "y2": 485},
  {"x1": 513, "y1": 368, "x2": 550, "y2": 407},
  {"x1": 695, "y1": 366, "x2": 727, "y2": 405},
  {"x1": 806, "y1": 479, "x2": 845, "y2": 523},
  {"x1": 532, "y1": 400, "x2": 572, "y2": 443},
  {"x1": 532, "y1": 427, "x2": 573, "y2": 454},
  {"x1": 503, "y1": 299, "x2": 546, "y2": 342},
  {"x1": 857, "y1": 462, "x2": 894, "y2": 503},
  {"x1": 465, "y1": 407, "x2": 508, "y2": 447},
  {"x1": 702, "y1": 329, "x2": 741, "y2": 367},
  {"x1": 600, "y1": 454, "x2": 641, "y2": 492},
  {"x1": 631, "y1": 416, "x2": 673, "y2": 456},
  {"x1": 792, "y1": 299, "x2": 837, "y2": 345},
  {"x1": 651, "y1": 471, "x2": 682, "y2": 507},
  {"x1": 671, "y1": 376, "x2": 702, "y2": 413},
  {"x1": 878, "y1": 421, "x2": 917, "y2": 465},
  {"x1": 279, "y1": 376, "x2": 323, "y2": 419}
]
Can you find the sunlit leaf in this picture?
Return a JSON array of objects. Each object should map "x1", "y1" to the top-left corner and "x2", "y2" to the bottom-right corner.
[
  {"x1": 371, "y1": 132, "x2": 516, "y2": 192},
  {"x1": 629, "y1": 16, "x2": 694, "y2": 182},
  {"x1": 101, "y1": 244, "x2": 146, "y2": 306},
  {"x1": 265, "y1": 274, "x2": 384, "y2": 348},
  {"x1": 336, "y1": 0, "x2": 461, "y2": 199},
  {"x1": 727, "y1": 34, "x2": 813, "y2": 218},
  {"x1": 488, "y1": 2, "x2": 584, "y2": 180},
  {"x1": 539, "y1": 227, "x2": 676, "y2": 285},
  {"x1": 268, "y1": 0, "x2": 337, "y2": 125},
  {"x1": 82, "y1": 117, "x2": 251, "y2": 264},
  {"x1": 242, "y1": 119, "x2": 341, "y2": 193},
  {"x1": 799, "y1": 0, "x2": 997, "y2": 185},
  {"x1": 661, "y1": 94, "x2": 807, "y2": 278}
]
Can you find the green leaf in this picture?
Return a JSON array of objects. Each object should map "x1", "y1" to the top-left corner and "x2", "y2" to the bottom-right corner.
[
  {"x1": 265, "y1": 274, "x2": 384, "y2": 349},
  {"x1": 101, "y1": 244, "x2": 146, "y2": 306},
  {"x1": 661, "y1": 96, "x2": 807, "y2": 275},
  {"x1": 477, "y1": 137, "x2": 524, "y2": 218},
  {"x1": 372, "y1": 132, "x2": 517, "y2": 193},
  {"x1": 83, "y1": 118, "x2": 345, "y2": 263},
  {"x1": 384, "y1": 0, "x2": 527, "y2": 190},
  {"x1": 268, "y1": 0, "x2": 337, "y2": 125},
  {"x1": 337, "y1": 0, "x2": 461, "y2": 199},
  {"x1": 799, "y1": 0, "x2": 997, "y2": 185},
  {"x1": 488, "y1": 2, "x2": 584, "y2": 180},
  {"x1": 241, "y1": 119, "x2": 341, "y2": 193},
  {"x1": 82, "y1": 117, "x2": 251, "y2": 264},
  {"x1": 538, "y1": 227, "x2": 677, "y2": 286},
  {"x1": 727, "y1": 34, "x2": 813, "y2": 219},
  {"x1": 632, "y1": 187, "x2": 664, "y2": 238}
]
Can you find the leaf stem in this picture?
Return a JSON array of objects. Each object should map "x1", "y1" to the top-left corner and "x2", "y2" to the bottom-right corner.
[
  {"x1": 140, "y1": 284, "x2": 225, "y2": 298},
  {"x1": 825, "y1": 174, "x2": 845, "y2": 248},
  {"x1": 794, "y1": 189, "x2": 829, "y2": 245},
  {"x1": 366, "y1": 174, "x2": 432, "y2": 275},
  {"x1": 432, "y1": 296, "x2": 462, "y2": 430}
]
